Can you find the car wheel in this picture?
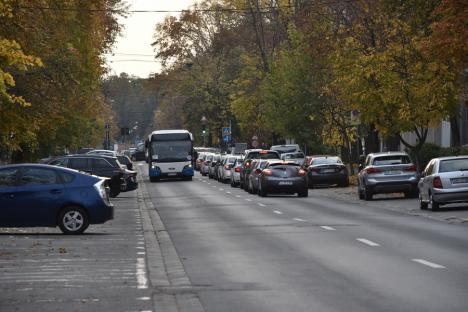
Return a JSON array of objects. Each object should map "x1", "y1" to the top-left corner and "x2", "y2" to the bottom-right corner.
[
  {"x1": 298, "y1": 189, "x2": 308, "y2": 197},
  {"x1": 258, "y1": 184, "x2": 267, "y2": 197},
  {"x1": 363, "y1": 185, "x2": 373, "y2": 201},
  {"x1": 430, "y1": 193, "x2": 440, "y2": 211},
  {"x1": 184, "y1": 176, "x2": 192, "y2": 181},
  {"x1": 58, "y1": 206, "x2": 89, "y2": 235},
  {"x1": 109, "y1": 188, "x2": 120, "y2": 198},
  {"x1": 248, "y1": 180, "x2": 253, "y2": 194},
  {"x1": 339, "y1": 179, "x2": 349, "y2": 187},
  {"x1": 358, "y1": 187, "x2": 364, "y2": 200},
  {"x1": 419, "y1": 195, "x2": 428, "y2": 210}
]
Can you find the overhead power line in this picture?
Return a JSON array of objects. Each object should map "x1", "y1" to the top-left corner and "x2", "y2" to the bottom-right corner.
[{"x1": 15, "y1": 0, "x2": 358, "y2": 14}]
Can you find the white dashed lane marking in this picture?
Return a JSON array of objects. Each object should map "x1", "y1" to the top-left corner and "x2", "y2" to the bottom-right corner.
[
  {"x1": 293, "y1": 218, "x2": 306, "y2": 222},
  {"x1": 236, "y1": 195, "x2": 241, "y2": 198},
  {"x1": 245, "y1": 199, "x2": 252, "y2": 202},
  {"x1": 320, "y1": 226, "x2": 336, "y2": 231},
  {"x1": 356, "y1": 238, "x2": 380, "y2": 247},
  {"x1": 412, "y1": 259, "x2": 446, "y2": 269},
  {"x1": 258, "y1": 203, "x2": 266, "y2": 207},
  {"x1": 273, "y1": 210, "x2": 283, "y2": 215}
]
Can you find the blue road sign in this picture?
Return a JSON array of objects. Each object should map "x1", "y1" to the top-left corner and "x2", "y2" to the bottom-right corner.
[
  {"x1": 223, "y1": 135, "x2": 231, "y2": 142},
  {"x1": 222, "y1": 127, "x2": 231, "y2": 136}
]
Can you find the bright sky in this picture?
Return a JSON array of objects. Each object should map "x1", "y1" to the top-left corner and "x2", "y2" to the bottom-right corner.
[{"x1": 106, "y1": 0, "x2": 196, "y2": 78}]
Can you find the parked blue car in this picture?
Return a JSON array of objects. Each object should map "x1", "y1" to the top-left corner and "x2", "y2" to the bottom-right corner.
[{"x1": 0, "y1": 164, "x2": 114, "y2": 234}]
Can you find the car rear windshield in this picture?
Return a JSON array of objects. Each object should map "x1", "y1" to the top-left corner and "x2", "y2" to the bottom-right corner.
[
  {"x1": 439, "y1": 158, "x2": 468, "y2": 173},
  {"x1": 247, "y1": 152, "x2": 279, "y2": 160},
  {"x1": 283, "y1": 153, "x2": 305, "y2": 159},
  {"x1": 312, "y1": 157, "x2": 342, "y2": 165},
  {"x1": 227, "y1": 157, "x2": 238, "y2": 163},
  {"x1": 372, "y1": 155, "x2": 411, "y2": 166}
]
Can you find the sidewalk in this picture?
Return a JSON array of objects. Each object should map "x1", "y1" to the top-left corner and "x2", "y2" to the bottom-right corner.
[{"x1": 308, "y1": 185, "x2": 468, "y2": 224}]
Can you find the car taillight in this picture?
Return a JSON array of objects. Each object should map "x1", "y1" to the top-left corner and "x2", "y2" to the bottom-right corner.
[
  {"x1": 433, "y1": 176, "x2": 443, "y2": 188},
  {"x1": 298, "y1": 169, "x2": 306, "y2": 176},
  {"x1": 404, "y1": 165, "x2": 417, "y2": 172},
  {"x1": 263, "y1": 169, "x2": 272, "y2": 176},
  {"x1": 94, "y1": 180, "x2": 109, "y2": 203},
  {"x1": 224, "y1": 165, "x2": 230, "y2": 169},
  {"x1": 235, "y1": 167, "x2": 241, "y2": 172},
  {"x1": 365, "y1": 167, "x2": 381, "y2": 174},
  {"x1": 245, "y1": 162, "x2": 251, "y2": 168}
]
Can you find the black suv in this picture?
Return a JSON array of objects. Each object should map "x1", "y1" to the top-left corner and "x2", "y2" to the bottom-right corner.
[
  {"x1": 48, "y1": 155, "x2": 126, "y2": 197},
  {"x1": 239, "y1": 150, "x2": 280, "y2": 189}
]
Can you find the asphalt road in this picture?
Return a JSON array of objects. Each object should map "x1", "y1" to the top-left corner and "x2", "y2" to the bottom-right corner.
[{"x1": 142, "y1": 170, "x2": 468, "y2": 312}]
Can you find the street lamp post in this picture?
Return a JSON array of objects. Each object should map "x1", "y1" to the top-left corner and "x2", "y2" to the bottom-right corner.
[{"x1": 201, "y1": 116, "x2": 207, "y2": 147}]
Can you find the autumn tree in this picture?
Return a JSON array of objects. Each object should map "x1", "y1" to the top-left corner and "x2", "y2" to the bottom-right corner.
[
  {"x1": 330, "y1": 0, "x2": 459, "y2": 170},
  {"x1": 0, "y1": 0, "x2": 125, "y2": 161}
]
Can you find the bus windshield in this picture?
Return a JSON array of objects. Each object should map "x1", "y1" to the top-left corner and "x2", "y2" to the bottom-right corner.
[{"x1": 151, "y1": 140, "x2": 192, "y2": 162}]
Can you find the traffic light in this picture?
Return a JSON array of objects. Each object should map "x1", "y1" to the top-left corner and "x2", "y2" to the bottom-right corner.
[{"x1": 202, "y1": 124, "x2": 206, "y2": 135}]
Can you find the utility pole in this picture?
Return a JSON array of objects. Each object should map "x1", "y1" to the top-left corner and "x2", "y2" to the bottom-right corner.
[{"x1": 105, "y1": 123, "x2": 110, "y2": 150}]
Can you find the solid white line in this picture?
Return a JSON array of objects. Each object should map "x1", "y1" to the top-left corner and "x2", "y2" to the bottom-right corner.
[
  {"x1": 320, "y1": 226, "x2": 336, "y2": 231},
  {"x1": 258, "y1": 203, "x2": 266, "y2": 207},
  {"x1": 293, "y1": 218, "x2": 306, "y2": 222},
  {"x1": 356, "y1": 238, "x2": 380, "y2": 247},
  {"x1": 412, "y1": 259, "x2": 446, "y2": 269},
  {"x1": 245, "y1": 198, "x2": 252, "y2": 202},
  {"x1": 273, "y1": 210, "x2": 283, "y2": 215}
]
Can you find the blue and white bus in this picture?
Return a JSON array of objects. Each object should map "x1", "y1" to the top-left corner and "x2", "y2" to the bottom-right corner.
[{"x1": 146, "y1": 130, "x2": 194, "y2": 182}]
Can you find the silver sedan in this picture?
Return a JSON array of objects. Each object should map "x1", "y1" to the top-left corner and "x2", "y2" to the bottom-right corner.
[{"x1": 418, "y1": 156, "x2": 468, "y2": 210}]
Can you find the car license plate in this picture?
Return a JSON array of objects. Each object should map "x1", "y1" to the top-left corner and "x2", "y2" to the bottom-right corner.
[
  {"x1": 168, "y1": 173, "x2": 177, "y2": 176},
  {"x1": 322, "y1": 169, "x2": 335, "y2": 173},
  {"x1": 451, "y1": 177, "x2": 468, "y2": 184},
  {"x1": 384, "y1": 170, "x2": 401, "y2": 175},
  {"x1": 278, "y1": 181, "x2": 293, "y2": 186}
]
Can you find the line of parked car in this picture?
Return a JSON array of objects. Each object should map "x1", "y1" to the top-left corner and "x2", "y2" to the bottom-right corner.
[
  {"x1": 196, "y1": 146, "x2": 468, "y2": 211},
  {"x1": 0, "y1": 148, "x2": 139, "y2": 234},
  {"x1": 196, "y1": 145, "x2": 350, "y2": 198}
]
